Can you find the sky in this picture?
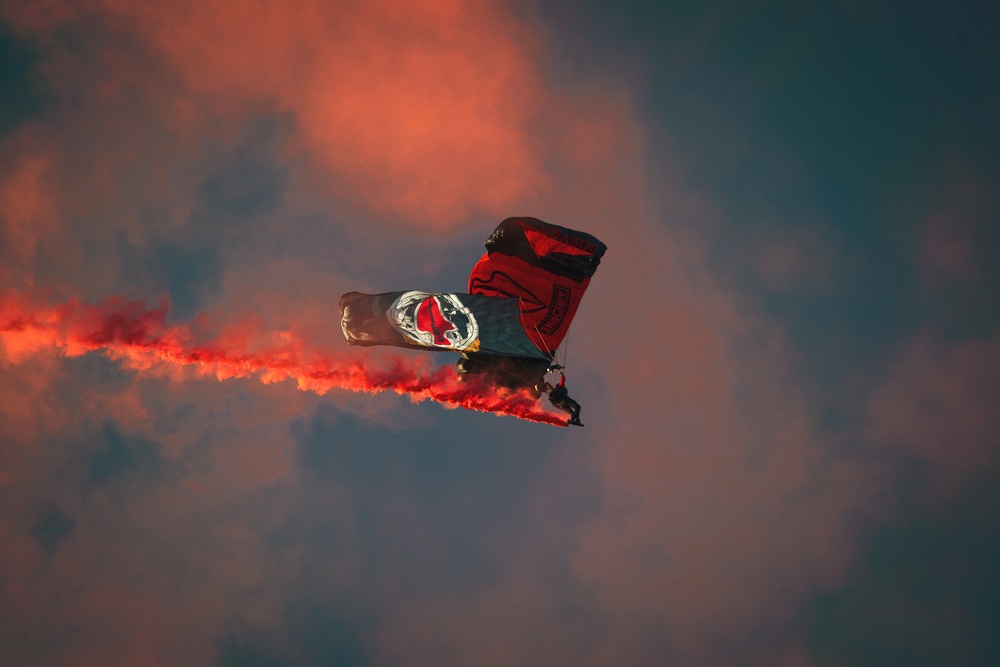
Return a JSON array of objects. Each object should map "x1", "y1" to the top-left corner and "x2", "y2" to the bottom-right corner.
[{"x1": 1, "y1": 1, "x2": 998, "y2": 665}]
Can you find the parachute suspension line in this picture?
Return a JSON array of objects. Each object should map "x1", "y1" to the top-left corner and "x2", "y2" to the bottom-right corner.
[
  {"x1": 560, "y1": 327, "x2": 570, "y2": 370},
  {"x1": 518, "y1": 297, "x2": 558, "y2": 365}
]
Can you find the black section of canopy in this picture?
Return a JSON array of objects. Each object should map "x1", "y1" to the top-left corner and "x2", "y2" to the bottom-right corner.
[{"x1": 483, "y1": 217, "x2": 607, "y2": 282}]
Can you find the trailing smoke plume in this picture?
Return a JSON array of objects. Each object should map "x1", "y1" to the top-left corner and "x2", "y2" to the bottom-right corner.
[{"x1": 0, "y1": 293, "x2": 567, "y2": 426}]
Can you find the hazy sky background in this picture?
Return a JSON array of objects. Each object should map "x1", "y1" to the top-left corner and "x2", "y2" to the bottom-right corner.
[{"x1": 1, "y1": 1, "x2": 998, "y2": 665}]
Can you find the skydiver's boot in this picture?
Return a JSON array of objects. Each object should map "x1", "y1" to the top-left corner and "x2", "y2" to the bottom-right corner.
[{"x1": 568, "y1": 417, "x2": 584, "y2": 427}]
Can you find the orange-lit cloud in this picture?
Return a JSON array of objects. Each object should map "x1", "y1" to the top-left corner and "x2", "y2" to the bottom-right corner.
[{"x1": 3, "y1": 0, "x2": 569, "y2": 228}]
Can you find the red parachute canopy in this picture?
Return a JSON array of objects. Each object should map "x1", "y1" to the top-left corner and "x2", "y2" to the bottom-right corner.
[{"x1": 468, "y1": 217, "x2": 607, "y2": 356}]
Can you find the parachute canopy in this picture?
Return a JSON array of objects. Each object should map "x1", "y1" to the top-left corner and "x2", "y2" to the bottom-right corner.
[
  {"x1": 339, "y1": 217, "x2": 606, "y2": 371},
  {"x1": 468, "y1": 217, "x2": 605, "y2": 355}
]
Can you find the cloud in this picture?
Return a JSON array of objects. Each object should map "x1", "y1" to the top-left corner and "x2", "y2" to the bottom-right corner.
[
  {"x1": 0, "y1": 146, "x2": 60, "y2": 269},
  {"x1": 0, "y1": 3, "x2": 636, "y2": 664},
  {"x1": 3, "y1": 0, "x2": 573, "y2": 228},
  {"x1": 866, "y1": 333, "x2": 1000, "y2": 502},
  {"x1": 3, "y1": 1, "x2": 997, "y2": 666}
]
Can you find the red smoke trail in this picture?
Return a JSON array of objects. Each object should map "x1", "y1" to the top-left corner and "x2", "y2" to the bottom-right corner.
[{"x1": 0, "y1": 293, "x2": 567, "y2": 426}]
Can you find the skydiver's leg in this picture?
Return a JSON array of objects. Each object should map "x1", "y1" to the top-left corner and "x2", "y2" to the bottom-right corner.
[
  {"x1": 566, "y1": 398, "x2": 583, "y2": 426},
  {"x1": 552, "y1": 396, "x2": 583, "y2": 426}
]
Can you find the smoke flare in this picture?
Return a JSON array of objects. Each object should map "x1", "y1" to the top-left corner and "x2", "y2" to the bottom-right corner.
[{"x1": 0, "y1": 293, "x2": 567, "y2": 426}]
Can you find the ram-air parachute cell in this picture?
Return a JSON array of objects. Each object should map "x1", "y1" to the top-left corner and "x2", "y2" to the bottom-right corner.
[{"x1": 340, "y1": 217, "x2": 606, "y2": 389}]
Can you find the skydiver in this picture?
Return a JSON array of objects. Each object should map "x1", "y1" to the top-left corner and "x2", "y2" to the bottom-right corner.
[{"x1": 536, "y1": 369, "x2": 583, "y2": 427}]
